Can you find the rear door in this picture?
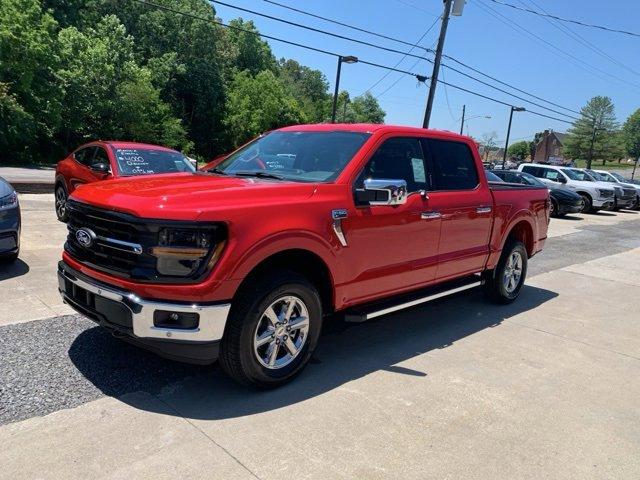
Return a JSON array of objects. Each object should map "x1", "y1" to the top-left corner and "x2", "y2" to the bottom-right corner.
[{"x1": 422, "y1": 138, "x2": 494, "y2": 281}]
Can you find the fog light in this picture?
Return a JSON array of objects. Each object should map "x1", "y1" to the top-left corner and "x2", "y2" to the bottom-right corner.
[{"x1": 153, "y1": 310, "x2": 199, "y2": 330}]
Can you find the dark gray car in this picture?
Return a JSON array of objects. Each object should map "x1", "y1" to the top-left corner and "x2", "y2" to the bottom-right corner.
[{"x1": 0, "y1": 177, "x2": 20, "y2": 262}]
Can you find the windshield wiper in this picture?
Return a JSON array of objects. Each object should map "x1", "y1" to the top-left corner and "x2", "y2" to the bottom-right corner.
[
  {"x1": 234, "y1": 171, "x2": 285, "y2": 180},
  {"x1": 209, "y1": 167, "x2": 228, "y2": 175}
]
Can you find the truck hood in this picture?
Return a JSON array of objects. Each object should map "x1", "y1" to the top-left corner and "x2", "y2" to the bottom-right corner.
[
  {"x1": 568, "y1": 180, "x2": 613, "y2": 191},
  {"x1": 70, "y1": 172, "x2": 318, "y2": 220}
]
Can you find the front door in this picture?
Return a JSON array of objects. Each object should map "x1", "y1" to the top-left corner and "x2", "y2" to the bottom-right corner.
[{"x1": 340, "y1": 136, "x2": 441, "y2": 305}]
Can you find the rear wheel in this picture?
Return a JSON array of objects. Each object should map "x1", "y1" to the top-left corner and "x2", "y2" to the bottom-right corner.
[
  {"x1": 219, "y1": 271, "x2": 322, "y2": 388},
  {"x1": 550, "y1": 198, "x2": 559, "y2": 218},
  {"x1": 55, "y1": 185, "x2": 69, "y2": 222},
  {"x1": 484, "y1": 240, "x2": 528, "y2": 304}
]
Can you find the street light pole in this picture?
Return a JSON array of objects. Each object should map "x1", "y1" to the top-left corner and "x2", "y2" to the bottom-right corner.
[
  {"x1": 502, "y1": 106, "x2": 525, "y2": 169},
  {"x1": 459, "y1": 104, "x2": 466, "y2": 134},
  {"x1": 422, "y1": 0, "x2": 453, "y2": 128},
  {"x1": 331, "y1": 55, "x2": 358, "y2": 123}
]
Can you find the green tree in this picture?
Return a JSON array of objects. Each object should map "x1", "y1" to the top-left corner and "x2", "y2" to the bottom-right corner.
[
  {"x1": 507, "y1": 140, "x2": 529, "y2": 159},
  {"x1": 563, "y1": 96, "x2": 623, "y2": 168},
  {"x1": 350, "y1": 92, "x2": 386, "y2": 123},
  {"x1": 623, "y1": 109, "x2": 640, "y2": 177},
  {"x1": 226, "y1": 19, "x2": 277, "y2": 75},
  {"x1": 0, "y1": 0, "x2": 62, "y2": 161},
  {"x1": 224, "y1": 70, "x2": 306, "y2": 146},
  {"x1": 278, "y1": 59, "x2": 330, "y2": 122}
]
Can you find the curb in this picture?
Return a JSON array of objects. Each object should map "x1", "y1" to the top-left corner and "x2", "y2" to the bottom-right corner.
[{"x1": 12, "y1": 183, "x2": 54, "y2": 194}]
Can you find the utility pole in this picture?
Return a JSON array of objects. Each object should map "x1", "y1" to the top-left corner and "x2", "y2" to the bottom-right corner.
[
  {"x1": 422, "y1": 0, "x2": 453, "y2": 128},
  {"x1": 502, "y1": 106, "x2": 525, "y2": 169},
  {"x1": 459, "y1": 104, "x2": 466, "y2": 134}
]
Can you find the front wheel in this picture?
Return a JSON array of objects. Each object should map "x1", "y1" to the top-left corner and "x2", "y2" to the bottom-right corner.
[
  {"x1": 579, "y1": 193, "x2": 593, "y2": 213},
  {"x1": 219, "y1": 271, "x2": 322, "y2": 388},
  {"x1": 55, "y1": 185, "x2": 69, "y2": 222},
  {"x1": 484, "y1": 240, "x2": 528, "y2": 304}
]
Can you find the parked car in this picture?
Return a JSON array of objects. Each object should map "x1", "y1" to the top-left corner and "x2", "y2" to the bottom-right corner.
[
  {"x1": 484, "y1": 170, "x2": 504, "y2": 182},
  {"x1": 518, "y1": 163, "x2": 615, "y2": 213},
  {"x1": 55, "y1": 141, "x2": 196, "y2": 222},
  {"x1": 564, "y1": 168, "x2": 632, "y2": 211},
  {"x1": 58, "y1": 124, "x2": 550, "y2": 388},
  {"x1": 0, "y1": 177, "x2": 20, "y2": 263},
  {"x1": 490, "y1": 170, "x2": 583, "y2": 217},
  {"x1": 590, "y1": 169, "x2": 640, "y2": 210}
]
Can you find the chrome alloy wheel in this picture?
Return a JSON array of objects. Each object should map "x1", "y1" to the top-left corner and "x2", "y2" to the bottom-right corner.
[
  {"x1": 55, "y1": 187, "x2": 67, "y2": 219},
  {"x1": 253, "y1": 295, "x2": 310, "y2": 369},
  {"x1": 503, "y1": 251, "x2": 523, "y2": 294}
]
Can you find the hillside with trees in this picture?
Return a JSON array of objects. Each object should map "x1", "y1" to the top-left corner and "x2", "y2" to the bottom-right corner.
[{"x1": 0, "y1": 0, "x2": 386, "y2": 164}]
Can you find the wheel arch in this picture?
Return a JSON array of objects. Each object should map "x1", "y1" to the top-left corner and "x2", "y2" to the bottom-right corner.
[{"x1": 503, "y1": 218, "x2": 535, "y2": 258}]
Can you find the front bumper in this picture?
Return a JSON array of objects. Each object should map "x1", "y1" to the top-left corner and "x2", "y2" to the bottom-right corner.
[
  {"x1": 557, "y1": 199, "x2": 584, "y2": 215},
  {"x1": 58, "y1": 261, "x2": 230, "y2": 363}
]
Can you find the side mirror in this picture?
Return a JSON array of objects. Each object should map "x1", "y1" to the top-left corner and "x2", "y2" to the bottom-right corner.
[
  {"x1": 90, "y1": 163, "x2": 110, "y2": 174},
  {"x1": 557, "y1": 176, "x2": 567, "y2": 184},
  {"x1": 355, "y1": 179, "x2": 408, "y2": 206}
]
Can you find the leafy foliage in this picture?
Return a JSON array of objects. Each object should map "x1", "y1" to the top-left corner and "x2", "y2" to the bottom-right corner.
[
  {"x1": 563, "y1": 96, "x2": 624, "y2": 168},
  {"x1": 0, "y1": 0, "x2": 387, "y2": 164},
  {"x1": 622, "y1": 109, "x2": 640, "y2": 160},
  {"x1": 507, "y1": 140, "x2": 529, "y2": 159}
]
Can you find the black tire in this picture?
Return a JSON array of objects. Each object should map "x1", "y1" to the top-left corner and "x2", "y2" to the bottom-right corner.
[
  {"x1": 550, "y1": 198, "x2": 559, "y2": 218},
  {"x1": 219, "y1": 271, "x2": 323, "y2": 388},
  {"x1": 55, "y1": 184, "x2": 69, "y2": 222},
  {"x1": 579, "y1": 193, "x2": 593, "y2": 213},
  {"x1": 483, "y1": 239, "x2": 528, "y2": 304}
]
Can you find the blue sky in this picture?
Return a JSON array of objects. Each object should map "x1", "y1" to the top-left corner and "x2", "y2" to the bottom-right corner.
[{"x1": 212, "y1": 0, "x2": 640, "y2": 145}]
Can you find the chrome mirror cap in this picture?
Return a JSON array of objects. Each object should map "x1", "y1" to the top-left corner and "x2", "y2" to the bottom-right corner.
[{"x1": 364, "y1": 178, "x2": 408, "y2": 206}]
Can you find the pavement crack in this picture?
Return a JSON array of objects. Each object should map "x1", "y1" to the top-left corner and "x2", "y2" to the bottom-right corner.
[{"x1": 150, "y1": 394, "x2": 263, "y2": 480}]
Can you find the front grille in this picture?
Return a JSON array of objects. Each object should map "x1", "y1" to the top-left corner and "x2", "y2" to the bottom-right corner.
[
  {"x1": 600, "y1": 190, "x2": 614, "y2": 198},
  {"x1": 622, "y1": 188, "x2": 636, "y2": 198},
  {"x1": 65, "y1": 200, "x2": 223, "y2": 283}
]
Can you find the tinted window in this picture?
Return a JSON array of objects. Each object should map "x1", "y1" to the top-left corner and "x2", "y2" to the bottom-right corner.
[
  {"x1": 113, "y1": 149, "x2": 195, "y2": 176},
  {"x1": 215, "y1": 131, "x2": 371, "y2": 182},
  {"x1": 92, "y1": 147, "x2": 110, "y2": 167},
  {"x1": 485, "y1": 171, "x2": 504, "y2": 182},
  {"x1": 356, "y1": 137, "x2": 427, "y2": 193},
  {"x1": 521, "y1": 165, "x2": 543, "y2": 177},
  {"x1": 74, "y1": 147, "x2": 96, "y2": 166},
  {"x1": 426, "y1": 139, "x2": 478, "y2": 191}
]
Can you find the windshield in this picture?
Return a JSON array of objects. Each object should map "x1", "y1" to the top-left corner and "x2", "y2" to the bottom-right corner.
[
  {"x1": 212, "y1": 131, "x2": 371, "y2": 182},
  {"x1": 113, "y1": 148, "x2": 195, "y2": 176},
  {"x1": 610, "y1": 172, "x2": 628, "y2": 182},
  {"x1": 563, "y1": 168, "x2": 592, "y2": 181},
  {"x1": 587, "y1": 170, "x2": 609, "y2": 181}
]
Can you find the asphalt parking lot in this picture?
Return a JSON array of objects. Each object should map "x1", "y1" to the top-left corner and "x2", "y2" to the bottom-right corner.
[{"x1": 1, "y1": 194, "x2": 639, "y2": 479}]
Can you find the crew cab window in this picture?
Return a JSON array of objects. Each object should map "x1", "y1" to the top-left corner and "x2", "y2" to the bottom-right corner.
[
  {"x1": 355, "y1": 137, "x2": 427, "y2": 193},
  {"x1": 425, "y1": 139, "x2": 479, "y2": 191},
  {"x1": 74, "y1": 147, "x2": 96, "y2": 166},
  {"x1": 542, "y1": 169, "x2": 562, "y2": 181}
]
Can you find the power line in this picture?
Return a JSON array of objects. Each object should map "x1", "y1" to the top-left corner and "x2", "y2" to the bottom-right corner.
[
  {"x1": 133, "y1": 0, "x2": 574, "y2": 126},
  {"x1": 258, "y1": 1, "x2": 583, "y2": 118},
  {"x1": 474, "y1": 0, "x2": 640, "y2": 92},
  {"x1": 487, "y1": 0, "x2": 640, "y2": 39},
  {"x1": 214, "y1": 0, "x2": 579, "y2": 120},
  {"x1": 520, "y1": 0, "x2": 640, "y2": 78}
]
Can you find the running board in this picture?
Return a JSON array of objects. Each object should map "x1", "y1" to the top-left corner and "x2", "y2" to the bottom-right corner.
[{"x1": 344, "y1": 275, "x2": 483, "y2": 323}]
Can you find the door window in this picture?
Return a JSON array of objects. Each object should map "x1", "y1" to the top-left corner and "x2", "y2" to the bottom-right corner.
[
  {"x1": 355, "y1": 137, "x2": 428, "y2": 194},
  {"x1": 521, "y1": 165, "x2": 543, "y2": 177},
  {"x1": 74, "y1": 147, "x2": 96, "y2": 166},
  {"x1": 92, "y1": 147, "x2": 110, "y2": 167},
  {"x1": 542, "y1": 169, "x2": 562, "y2": 181},
  {"x1": 424, "y1": 139, "x2": 479, "y2": 191}
]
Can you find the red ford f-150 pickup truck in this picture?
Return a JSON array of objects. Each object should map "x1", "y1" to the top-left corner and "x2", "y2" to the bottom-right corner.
[{"x1": 58, "y1": 124, "x2": 549, "y2": 388}]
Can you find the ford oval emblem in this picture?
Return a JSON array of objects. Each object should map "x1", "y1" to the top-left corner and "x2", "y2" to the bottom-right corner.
[{"x1": 75, "y1": 228, "x2": 96, "y2": 248}]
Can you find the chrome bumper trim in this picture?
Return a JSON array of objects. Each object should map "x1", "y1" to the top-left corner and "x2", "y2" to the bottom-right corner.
[{"x1": 58, "y1": 264, "x2": 230, "y2": 342}]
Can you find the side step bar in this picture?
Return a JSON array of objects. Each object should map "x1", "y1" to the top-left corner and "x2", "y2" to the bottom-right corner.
[{"x1": 344, "y1": 275, "x2": 483, "y2": 323}]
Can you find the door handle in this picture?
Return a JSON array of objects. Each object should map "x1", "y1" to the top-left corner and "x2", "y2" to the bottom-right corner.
[
  {"x1": 421, "y1": 211, "x2": 442, "y2": 220},
  {"x1": 476, "y1": 206, "x2": 492, "y2": 214}
]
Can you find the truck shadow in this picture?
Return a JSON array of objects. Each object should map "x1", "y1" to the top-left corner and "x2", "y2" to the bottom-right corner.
[{"x1": 69, "y1": 285, "x2": 557, "y2": 420}]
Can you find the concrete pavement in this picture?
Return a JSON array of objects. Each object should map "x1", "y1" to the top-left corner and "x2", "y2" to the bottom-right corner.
[
  {"x1": 1, "y1": 195, "x2": 640, "y2": 479},
  {"x1": 0, "y1": 166, "x2": 55, "y2": 193}
]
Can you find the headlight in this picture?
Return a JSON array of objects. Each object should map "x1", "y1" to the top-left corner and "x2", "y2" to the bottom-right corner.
[
  {"x1": 0, "y1": 191, "x2": 18, "y2": 210},
  {"x1": 151, "y1": 227, "x2": 225, "y2": 277}
]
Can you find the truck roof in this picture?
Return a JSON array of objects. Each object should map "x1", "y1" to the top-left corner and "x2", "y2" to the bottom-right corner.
[{"x1": 277, "y1": 123, "x2": 471, "y2": 141}]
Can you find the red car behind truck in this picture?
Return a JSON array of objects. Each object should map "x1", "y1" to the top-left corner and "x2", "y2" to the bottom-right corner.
[{"x1": 58, "y1": 124, "x2": 550, "y2": 388}]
